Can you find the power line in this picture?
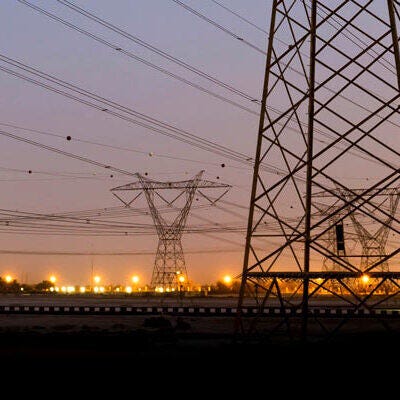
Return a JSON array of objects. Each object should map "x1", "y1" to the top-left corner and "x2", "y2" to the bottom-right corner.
[
  {"x1": 10, "y1": 2, "x2": 386, "y2": 181},
  {"x1": 209, "y1": 0, "x2": 268, "y2": 35},
  {"x1": 0, "y1": 56, "x2": 252, "y2": 164},
  {"x1": 0, "y1": 126, "x2": 258, "y2": 235},
  {"x1": 171, "y1": 0, "x2": 266, "y2": 55},
  {"x1": 172, "y1": 1, "x2": 396, "y2": 173},
  {"x1": 17, "y1": 0, "x2": 260, "y2": 117},
  {"x1": 0, "y1": 54, "x2": 288, "y2": 175},
  {"x1": 0, "y1": 203, "x2": 255, "y2": 234},
  {"x1": 55, "y1": 0, "x2": 259, "y2": 102},
  {"x1": 0, "y1": 128, "x2": 138, "y2": 178},
  {"x1": 8, "y1": 4, "x2": 381, "y2": 174},
  {"x1": 171, "y1": 0, "x2": 400, "y2": 165},
  {"x1": 0, "y1": 121, "x2": 253, "y2": 171},
  {"x1": 0, "y1": 248, "x2": 243, "y2": 256},
  {"x1": 0, "y1": 131, "x2": 258, "y2": 244},
  {"x1": 0, "y1": 163, "x2": 123, "y2": 181},
  {"x1": 39, "y1": 0, "x2": 357, "y2": 167}
]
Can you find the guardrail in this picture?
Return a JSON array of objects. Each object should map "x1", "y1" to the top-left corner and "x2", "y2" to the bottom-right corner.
[{"x1": 0, "y1": 305, "x2": 399, "y2": 318}]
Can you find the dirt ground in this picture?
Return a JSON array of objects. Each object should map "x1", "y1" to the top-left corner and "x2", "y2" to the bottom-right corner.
[{"x1": 1, "y1": 294, "x2": 400, "y2": 376}]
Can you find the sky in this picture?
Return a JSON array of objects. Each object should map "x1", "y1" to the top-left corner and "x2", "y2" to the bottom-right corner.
[{"x1": 0, "y1": 0, "x2": 270, "y2": 285}]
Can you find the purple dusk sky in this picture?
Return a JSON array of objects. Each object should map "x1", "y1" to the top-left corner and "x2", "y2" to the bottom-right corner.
[{"x1": 0, "y1": 0, "x2": 268, "y2": 285}]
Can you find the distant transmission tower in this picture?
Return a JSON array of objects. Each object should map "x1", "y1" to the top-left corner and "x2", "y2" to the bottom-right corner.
[
  {"x1": 111, "y1": 171, "x2": 230, "y2": 290},
  {"x1": 340, "y1": 188, "x2": 400, "y2": 271},
  {"x1": 314, "y1": 188, "x2": 400, "y2": 272},
  {"x1": 312, "y1": 201, "x2": 349, "y2": 272},
  {"x1": 237, "y1": 0, "x2": 400, "y2": 337}
]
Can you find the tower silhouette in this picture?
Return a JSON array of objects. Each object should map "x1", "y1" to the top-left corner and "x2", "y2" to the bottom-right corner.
[
  {"x1": 237, "y1": 0, "x2": 400, "y2": 337},
  {"x1": 111, "y1": 171, "x2": 230, "y2": 290}
]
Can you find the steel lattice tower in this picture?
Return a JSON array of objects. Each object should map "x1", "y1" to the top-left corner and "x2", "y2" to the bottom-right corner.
[
  {"x1": 237, "y1": 0, "x2": 400, "y2": 337},
  {"x1": 314, "y1": 188, "x2": 400, "y2": 272},
  {"x1": 111, "y1": 171, "x2": 230, "y2": 290},
  {"x1": 312, "y1": 201, "x2": 349, "y2": 272}
]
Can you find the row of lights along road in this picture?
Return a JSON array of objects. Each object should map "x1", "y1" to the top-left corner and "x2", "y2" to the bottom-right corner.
[
  {"x1": 3, "y1": 274, "x2": 372, "y2": 286},
  {"x1": 2, "y1": 273, "x2": 235, "y2": 293}
]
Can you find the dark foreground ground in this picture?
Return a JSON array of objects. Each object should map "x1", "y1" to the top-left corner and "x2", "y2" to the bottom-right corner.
[
  {"x1": 4, "y1": 332, "x2": 397, "y2": 396},
  {"x1": 1, "y1": 316, "x2": 400, "y2": 375},
  {"x1": 1, "y1": 295, "x2": 399, "y2": 382}
]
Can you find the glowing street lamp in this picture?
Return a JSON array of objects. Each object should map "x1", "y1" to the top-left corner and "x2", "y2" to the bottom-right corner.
[
  {"x1": 223, "y1": 275, "x2": 232, "y2": 285},
  {"x1": 94, "y1": 275, "x2": 101, "y2": 284},
  {"x1": 361, "y1": 274, "x2": 370, "y2": 284},
  {"x1": 49, "y1": 275, "x2": 57, "y2": 284},
  {"x1": 5, "y1": 275, "x2": 12, "y2": 283},
  {"x1": 178, "y1": 275, "x2": 185, "y2": 283},
  {"x1": 131, "y1": 275, "x2": 139, "y2": 284}
]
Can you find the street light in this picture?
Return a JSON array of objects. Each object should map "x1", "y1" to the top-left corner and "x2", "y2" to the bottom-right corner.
[
  {"x1": 131, "y1": 275, "x2": 139, "y2": 284},
  {"x1": 5, "y1": 275, "x2": 12, "y2": 283},
  {"x1": 94, "y1": 275, "x2": 101, "y2": 284},
  {"x1": 223, "y1": 275, "x2": 232, "y2": 285},
  {"x1": 49, "y1": 275, "x2": 57, "y2": 284},
  {"x1": 361, "y1": 274, "x2": 370, "y2": 284}
]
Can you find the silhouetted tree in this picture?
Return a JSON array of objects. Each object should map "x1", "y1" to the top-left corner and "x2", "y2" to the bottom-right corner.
[
  {"x1": 211, "y1": 280, "x2": 240, "y2": 294},
  {"x1": 34, "y1": 280, "x2": 53, "y2": 291},
  {"x1": 0, "y1": 277, "x2": 21, "y2": 293}
]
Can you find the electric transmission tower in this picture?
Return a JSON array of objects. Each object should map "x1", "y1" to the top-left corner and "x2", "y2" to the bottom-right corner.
[
  {"x1": 341, "y1": 188, "x2": 400, "y2": 271},
  {"x1": 312, "y1": 201, "x2": 349, "y2": 272},
  {"x1": 111, "y1": 171, "x2": 230, "y2": 290},
  {"x1": 314, "y1": 188, "x2": 400, "y2": 272},
  {"x1": 237, "y1": 0, "x2": 400, "y2": 337}
]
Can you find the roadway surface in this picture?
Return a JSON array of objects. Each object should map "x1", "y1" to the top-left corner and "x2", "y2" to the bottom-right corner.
[{"x1": 0, "y1": 294, "x2": 399, "y2": 320}]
